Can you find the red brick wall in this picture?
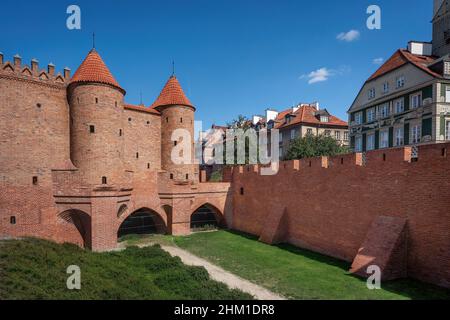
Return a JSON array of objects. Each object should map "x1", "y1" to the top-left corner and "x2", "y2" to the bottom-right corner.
[{"x1": 231, "y1": 144, "x2": 450, "y2": 288}]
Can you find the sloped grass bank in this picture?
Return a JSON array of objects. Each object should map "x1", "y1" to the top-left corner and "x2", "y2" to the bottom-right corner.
[
  {"x1": 174, "y1": 231, "x2": 450, "y2": 300},
  {"x1": 0, "y1": 238, "x2": 252, "y2": 300}
]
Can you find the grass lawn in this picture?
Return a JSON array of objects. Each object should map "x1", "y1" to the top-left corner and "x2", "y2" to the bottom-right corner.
[
  {"x1": 0, "y1": 238, "x2": 252, "y2": 300},
  {"x1": 165, "y1": 230, "x2": 450, "y2": 300}
]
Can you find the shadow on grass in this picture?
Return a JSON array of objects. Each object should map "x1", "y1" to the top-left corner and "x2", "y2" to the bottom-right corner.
[{"x1": 223, "y1": 230, "x2": 450, "y2": 300}]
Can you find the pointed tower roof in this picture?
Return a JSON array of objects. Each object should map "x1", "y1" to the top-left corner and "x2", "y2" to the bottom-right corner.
[
  {"x1": 70, "y1": 49, "x2": 125, "y2": 94},
  {"x1": 150, "y1": 76, "x2": 194, "y2": 109}
]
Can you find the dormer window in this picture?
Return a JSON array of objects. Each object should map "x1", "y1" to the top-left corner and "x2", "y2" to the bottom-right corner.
[
  {"x1": 320, "y1": 115, "x2": 329, "y2": 123},
  {"x1": 368, "y1": 88, "x2": 376, "y2": 100}
]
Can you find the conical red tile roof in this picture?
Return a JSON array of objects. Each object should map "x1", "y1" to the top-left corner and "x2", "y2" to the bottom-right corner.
[
  {"x1": 151, "y1": 76, "x2": 194, "y2": 109},
  {"x1": 70, "y1": 49, "x2": 124, "y2": 93}
]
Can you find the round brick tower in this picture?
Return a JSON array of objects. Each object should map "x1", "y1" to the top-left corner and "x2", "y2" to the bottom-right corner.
[
  {"x1": 151, "y1": 75, "x2": 196, "y2": 182},
  {"x1": 68, "y1": 49, "x2": 126, "y2": 185}
]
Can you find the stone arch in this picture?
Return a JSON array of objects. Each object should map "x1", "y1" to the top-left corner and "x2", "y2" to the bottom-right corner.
[
  {"x1": 190, "y1": 203, "x2": 225, "y2": 231},
  {"x1": 57, "y1": 209, "x2": 92, "y2": 249},
  {"x1": 117, "y1": 207, "x2": 167, "y2": 239}
]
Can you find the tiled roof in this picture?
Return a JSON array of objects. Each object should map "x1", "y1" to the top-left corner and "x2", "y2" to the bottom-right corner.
[
  {"x1": 151, "y1": 76, "x2": 194, "y2": 109},
  {"x1": 273, "y1": 105, "x2": 347, "y2": 129},
  {"x1": 71, "y1": 49, "x2": 124, "y2": 93},
  {"x1": 368, "y1": 49, "x2": 440, "y2": 81},
  {"x1": 124, "y1": 104, "x2": 160, "y2": 115}
]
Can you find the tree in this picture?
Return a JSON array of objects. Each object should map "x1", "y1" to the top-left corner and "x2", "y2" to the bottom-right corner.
[{"x1": 285, "y1": 134, "x2": 350, "y2": 160}]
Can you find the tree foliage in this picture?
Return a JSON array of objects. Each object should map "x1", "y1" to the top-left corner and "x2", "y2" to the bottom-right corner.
[{"x1": 285, "y1": 134, "x2": 350, "y2": 160}]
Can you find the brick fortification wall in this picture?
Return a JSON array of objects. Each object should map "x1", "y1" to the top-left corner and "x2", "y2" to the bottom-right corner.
[{"x1": 230, "y1": 144, "x2": 450, "y2": 288}]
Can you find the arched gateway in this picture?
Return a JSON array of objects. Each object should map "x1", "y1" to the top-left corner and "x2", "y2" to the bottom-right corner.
[
  {"x1": 190, "y1": 204, "x2": 224, "y2": 231},
  {"x1": 117, "y1": 208, "x2": 167, "y2": 238}
]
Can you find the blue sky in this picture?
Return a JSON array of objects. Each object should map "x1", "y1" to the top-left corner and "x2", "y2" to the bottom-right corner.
[{"x1": 0, "y1": 0, "x2": 432, "y2": 128}]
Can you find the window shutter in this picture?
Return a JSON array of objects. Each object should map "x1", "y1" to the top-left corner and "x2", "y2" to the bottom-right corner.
[
  {"x1": 404, "y1": 94, "x2": 410, "y2": 111},
  {"x1": 404, "y1": 123, "x2": 410, "y2": 145},
  {"x1": 351, "y1": 136, "x2": 355, "y2": 148},
  {"x1": 422, "y1": 118, "x2": 432, "y2": 137},
  {"x1": 440, "y1": 116, "x2": 446, "y2": 138},
  {"x1": 389, "y1": 127, "x2": 394, "y2": 147},
  {"x1": 375, "y1": 130, "x2": 380, "y2": 150}
]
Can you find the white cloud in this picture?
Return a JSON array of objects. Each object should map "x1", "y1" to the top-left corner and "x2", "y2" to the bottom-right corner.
[
  {"x1": 373, "y1": 57, "x2": 384, "y2": 65},
  {"x1": 337, "y1": 30, "x2": 360, "y2": 42},
  {"x1": 300, "y1": 66, "x2": 350, "y2": 85}
]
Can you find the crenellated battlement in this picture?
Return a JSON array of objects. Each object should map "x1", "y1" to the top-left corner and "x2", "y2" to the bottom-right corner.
[
  {"x1": 232, "y1": 143, "x2": 450, "y2": 177},
  {"x1": 0, "y1": 52, "x2": 70, "y2": 88}
]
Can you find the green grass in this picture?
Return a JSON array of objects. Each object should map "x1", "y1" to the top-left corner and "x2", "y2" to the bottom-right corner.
[
  {"x1": 0, "y1": 238, "x2": 252, "y2": 300},
  {"x1": 172, "y1": 230, "x2": 450, "y2": 300}
]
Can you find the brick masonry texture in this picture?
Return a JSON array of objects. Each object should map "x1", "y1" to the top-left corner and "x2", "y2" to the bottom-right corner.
[
  {"x1": 2, "y1": 51, "x2": 450, "y2": 290},
  {"x1": 0, "y1": 52, "x2": 231, "y2": 252},
  {"x1": 229, "y1": 143, "x2": 450, "y2": 288}
]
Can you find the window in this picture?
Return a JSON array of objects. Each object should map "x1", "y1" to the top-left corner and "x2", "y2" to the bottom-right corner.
[
  {"x1": 115, "y1": 101, "x2": 118, "y2": 107},
  {"x1": 290, "y1": 129, "x2": 296, "y2": 140},
  {"x1": 180, "y1": 118, "x2": 183, "y2": 123},
  {"x1": 240, "y1": 187, "x2": 244, "y2": 195},
  {"x1": 119, "y1": 129, "x2": 122, "y2": 136},
  {"x1": 128, "y1": 118, "x2": 132, "y2": 122},
  {"x1": 368, "y1": 88, "x2": 376, "y2": 99},
  {"x1": 367, "y1": 108, "x2": 376, "y2": 122},
  {"x1": 146, "y1": 121, "x2": 150, "y2": 125},
  {"x1": 446, "y1": 121, "x2": 450, "y2": 140},
  {"x1": 279, "y1": 132, "x2": 283, "y2": 143},
  {"x1": 320, "y1": 116, "x2": 329, "y2": 122},
  {"x1": 89, "y1": 125, "x2": 95, "y2": 133},
  {"x1": 355, "y1": 136, "x2": 362, "y2": 152},
  {"x1": 344, "y1": 131, "x2": 349, "y2": 141},
  {"x1": 412, "y1": 125, "x2": 421, "y2": 144},
  {"x1": 36, "y1": 103, "x2": 42, "y2": 108},
  {"x1": 335, "y1": 131, "x2": 341, "y2": 140},
  {"x1": 170, "y1": 174, "x2": 174, "y2": 180},
  {"x1": 32, "y1": 176, "x2": 38, "y2": 185},
  {"x1": 185, "y1": 174, "x2": 189, "y2": 180},
  {"x1": 380, "y1": 130, "x2": 389, "y2": 148},
  {"x1": 411, "y1": 93, "x2": 422, "y2": 109},
  {"x1": 367, "y1": 133, "x2": 375, "y2": 151},
  {"x1": 166, "y1": 117, "x2": 169, "y2": 123},
  {"x1": 383, "y1": 82, "x2": 389, "y2": 94},
  {"x1": 446, "y1": 87, "x2": 450, "y2": 103},
  {"x1": 95, "y1": 98, "x2": 98, "y2": 104},
  {"x1": 136, "y1": 152, "x2": 139, "y2": 159},
  {"x1": 395, "y1": 127, "x2": 404, "y2": 146},
  {"x1": 324, "y1": 130, "x2": 331, "y2": 137},
  {"x1": 102, "y1": 176, "x2": 107, "y2": 184},
  {"x1": 355, "y1": 112, "x2": 362, "y2": 125},
  {"x1": 396, "y1": 76, "x2": 405, "y2": 88},
  {"x1": 147, "y1": 163, "x2": 150, "y2": 169},
  {"x1": 307, "y1": 128, "x2": 313, "y2": 135},
  {"x1": 394, "y1": 98, "x2": 404, "y2": 114},
  {"x1": 10, "y1": 216, "x2": 16, "y2": 225},
  {"x1": 380, "y1": 103, "x2": 390, "y2": 118},
  {"x1": 174, "y1": 141, "x2": 177, "y2": 146}
]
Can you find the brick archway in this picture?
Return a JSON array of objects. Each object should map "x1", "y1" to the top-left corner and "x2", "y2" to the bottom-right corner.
[
  {"x1": 57, "y1": 209, "x2": 92, "y2": 249},
  {"x1": 190, "y1": 203, "x2": 225, "y2": 231},
  {"x1": 117, "y1": 207, "x2": 167, "y2": 239}
]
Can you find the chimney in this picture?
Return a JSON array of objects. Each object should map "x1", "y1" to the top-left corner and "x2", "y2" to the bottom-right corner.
[
  {"x1": 31, "y1": 59, "x2": 39, "y2": 73},
  {"x1": 63, "y1": 67, "x2": 71, "y2": 80},
  {"x1": 13, "y1": 54, "x2": 21, "y2": 68},
  {"x1": 48, "y1": 63, "x2": 55, "y2": 76},
  {"x1": 0, "y1": 52, "x2": 3, "y2": 65}
]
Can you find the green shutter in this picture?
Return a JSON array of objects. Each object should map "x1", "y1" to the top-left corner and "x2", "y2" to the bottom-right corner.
[
  {"x1": 422, "y1": 118, "x2": 432, "y2": 137},
  {"x1": 375, "y1": 130, "x2": 379, "y2": 150},
  {"x1": 404, "y1": 123, "x2": 410, "y2": 145},
  {"x1": 362, "y1": 133, "x2": 367, "y2": 152},
  {"x1": 422, "y1": 85, "x2": 433, "y2": 100},
  {"x1": 441, "y1": 84, "x2": 447, "y2": 98},
  {"x1": 440, "y1": 115, "x2": 446, "y2": 139},
  {"x1": 389, "y1": 127, "x2": 394, "y2": 147}
]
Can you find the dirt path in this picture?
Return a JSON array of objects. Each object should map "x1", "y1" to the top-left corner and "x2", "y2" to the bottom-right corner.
[{"x1": 116, "y1": 242, "x2": 285, "y2": 300}]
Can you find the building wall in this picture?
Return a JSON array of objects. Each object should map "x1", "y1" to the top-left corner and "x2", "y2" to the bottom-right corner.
[
  {"x1": 230, "y1": 143, "x2": 450, "y2": 288},
  {"x1": 123, "y1": 109, "x2": 161, "y2": 173}
]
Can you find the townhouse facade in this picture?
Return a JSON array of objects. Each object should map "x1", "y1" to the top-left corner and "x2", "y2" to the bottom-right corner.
[
  {"x1": 254, "y1": 103, "x2": 348, "y2": 158},
  {"x1": 348, "y1": 1, "x2": 450, "y2": 152}
]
